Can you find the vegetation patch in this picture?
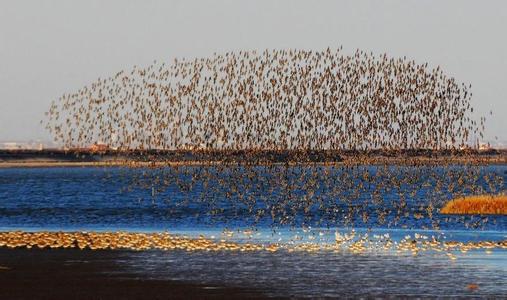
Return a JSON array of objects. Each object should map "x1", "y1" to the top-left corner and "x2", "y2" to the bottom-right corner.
[{"x1": 441, "y1": 194, "x2": 507, "y2": 215}]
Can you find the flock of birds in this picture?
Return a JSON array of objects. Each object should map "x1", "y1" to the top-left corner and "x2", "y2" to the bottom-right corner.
[
  {"x1": 1, "y1": 231, "x2": 506, "y2": 257},
  {"x1": 122, "y1": 163, "x2": 503, "y2": 230},
  {"x1": 43, "y1": 47, "x2": 504, "y2": 231},
  {"x1": 45, "y1": 47, "x2": 483, "y2": 151}
]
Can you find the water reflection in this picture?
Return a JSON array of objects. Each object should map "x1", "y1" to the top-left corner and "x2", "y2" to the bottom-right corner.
[{"x1": 123, "y1": 248, "x2": 507, "y2": 297}]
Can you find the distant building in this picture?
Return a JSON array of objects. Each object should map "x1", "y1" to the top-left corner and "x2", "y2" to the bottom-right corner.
[
  {"x1": 0, "y1": 141, "x2": 50, "y2": 150},
  {"x1": 459, "y1": 144, "x2": 472, "y2": 151},
  {"x1": 478, "y1": 142, "x2": 492, "y2": 151},
  {"x1": 90, "y1": 143, "x2": 109, "y2": 152},
  {"x1": 0, "y1": 142, "x2": 21, "y2": 150}
]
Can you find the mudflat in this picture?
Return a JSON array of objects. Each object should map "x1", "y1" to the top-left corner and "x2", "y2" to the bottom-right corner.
[{"x1": 0, "y1": 248, "x2": 263, "y2": 300}]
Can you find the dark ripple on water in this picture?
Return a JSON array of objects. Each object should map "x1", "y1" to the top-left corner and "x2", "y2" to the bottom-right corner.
[{"x1": 121, "y1": 249, "x2": 507, "y2": 298}]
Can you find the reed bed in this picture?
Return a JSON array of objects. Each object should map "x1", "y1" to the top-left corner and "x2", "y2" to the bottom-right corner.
[{"x1": 441, "y1": 194, "x2": 507, "y2": 215}]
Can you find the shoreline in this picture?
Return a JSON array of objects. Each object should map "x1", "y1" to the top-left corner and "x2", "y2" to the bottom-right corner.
[
  {"x1": 1, "y1": 230, "x2": 506, "y2": 253},
  {"x1": 1, "y1": 156, "x2": 506, "y2": 168},
  {"x1": 0, "y1": 149, "x2": 506, "y2": 168}
]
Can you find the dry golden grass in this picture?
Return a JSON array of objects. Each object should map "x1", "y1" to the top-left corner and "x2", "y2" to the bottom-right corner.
[{"x1": 441, "y1": 194, "x2": 507, "y2": 215}]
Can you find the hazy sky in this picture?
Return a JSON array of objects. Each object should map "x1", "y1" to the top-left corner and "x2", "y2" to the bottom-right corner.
[{"x1": 1, "y1": 0, "x2": 506, "y2": 143}]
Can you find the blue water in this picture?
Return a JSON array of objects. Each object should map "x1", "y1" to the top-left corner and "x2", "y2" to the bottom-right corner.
[
  {"x1": 1, "y1": 165, "x2": 506, "y2": 297},
  {"x1": 0, "y1": 165, "x2": 505, "y2": 233}
]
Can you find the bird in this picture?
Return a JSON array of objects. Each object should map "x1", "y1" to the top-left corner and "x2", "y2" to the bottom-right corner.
[{"x1": 42, "y1": 47, "x2": 501, "y2": 232}]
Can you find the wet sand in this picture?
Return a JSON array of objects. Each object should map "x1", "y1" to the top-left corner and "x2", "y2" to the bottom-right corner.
[{"x1": 0, "y1": 248, "x2": 264, "y2": 299}]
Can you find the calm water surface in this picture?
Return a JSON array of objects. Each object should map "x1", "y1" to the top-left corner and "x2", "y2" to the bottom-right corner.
[{"x1": 0, "y1": 166, "x2": 506, "y2": 297}]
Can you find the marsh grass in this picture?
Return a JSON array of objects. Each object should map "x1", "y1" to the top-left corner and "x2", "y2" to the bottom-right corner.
[{"x1": 441, "y1": 194, "x2": 507, "y2": 215}]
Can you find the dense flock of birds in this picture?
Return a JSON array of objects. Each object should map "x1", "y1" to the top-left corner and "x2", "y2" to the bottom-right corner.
[
  {"x1": 124, "y1": 164, "x2": 503, "y2": 230},
  {"x1": 46, "y1": 47, "x2": 483, "y2": 151},
  {"x1": 44, "y1": 48, "x2": 503, "y2": 230},
  {"x1": 2, "y1": 231, "x2": 507, "y2": 255}
]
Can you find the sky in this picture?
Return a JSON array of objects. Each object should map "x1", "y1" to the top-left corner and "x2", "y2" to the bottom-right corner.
[{"x1": 0, "y1": 0, "x2": 506, "y2": 144}]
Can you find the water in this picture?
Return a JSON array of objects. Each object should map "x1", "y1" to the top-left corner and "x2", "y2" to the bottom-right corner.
[
  {"x1": 0, "y1": 165, "x2": 506, "y2": 297},
  {"x1": 122, "y1": 249, "x2": 507, "y2": 298},
  {"x1": 0, "y1": 165, "x2": 506, "y2": 231}
]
